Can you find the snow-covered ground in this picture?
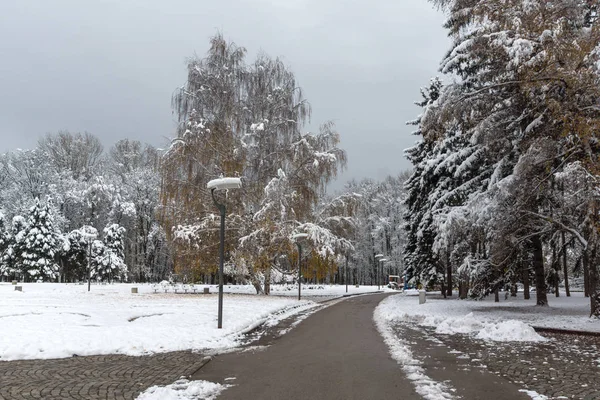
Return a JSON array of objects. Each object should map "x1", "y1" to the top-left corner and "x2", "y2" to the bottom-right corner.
[
  {"x1": 188, "y1": 283, "x2": 385, "y2": 297},
  {"x1": 0, "y1": 282, "x2": 327, "y2": 361},
  {"x1": 377, "y1": 291, "x2": 600, "y2": 340},
  {"x1": 374, "y1": 292, "x2": 600, "y2": 400}
]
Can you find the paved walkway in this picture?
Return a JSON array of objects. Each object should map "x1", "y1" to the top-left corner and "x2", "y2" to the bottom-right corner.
[{"x1": 194, "y1": 293, "x2": 420, "y2": 399}]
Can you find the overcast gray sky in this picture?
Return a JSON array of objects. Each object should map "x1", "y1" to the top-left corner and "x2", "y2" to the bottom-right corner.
[{"x1": 0, "y1": 0, "x2": 448, "y2": 188}]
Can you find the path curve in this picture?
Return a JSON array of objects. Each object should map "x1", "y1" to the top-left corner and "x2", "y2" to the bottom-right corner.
[{"x1": 195, "y1": 293, "x2": 419, "y2": 400}]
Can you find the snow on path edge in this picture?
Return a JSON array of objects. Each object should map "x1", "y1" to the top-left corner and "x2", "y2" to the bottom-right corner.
[{"x1": 374, "y1": 295, "x2": 455, "y2": 400}]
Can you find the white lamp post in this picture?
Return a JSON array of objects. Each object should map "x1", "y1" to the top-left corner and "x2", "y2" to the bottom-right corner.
[
  {"x1": 292, "y1": 233, "x2": 308, "y2": 301},
  {"x1": 207, "y1": 177, "x2": 242, "y2": 329},
  {"x1": 79, "y1": 225, "x2": 98, "y2": 292}
]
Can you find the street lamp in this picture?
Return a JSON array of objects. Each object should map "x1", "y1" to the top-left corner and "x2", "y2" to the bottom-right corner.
[
  {"x1": 207, "y1": 177, "x2": 242, "y2": 329},
  {"x1": 292, "y1": 233, "x2": 308, "y2": 301},
  {"x1": 79, "y1": 225, "x2": 98, "y2": 292}
]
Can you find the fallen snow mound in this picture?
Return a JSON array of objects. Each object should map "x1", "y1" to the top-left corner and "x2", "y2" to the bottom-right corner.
[
  {"x1": 436, "y1": 313, "x2": 546, "y2": 342},
  {"x1": 476, "y1": 319, "x2": 546, "y2": 342},
  {"x1": 137, "y1": 379, "x2": 229, "y2": 400}
]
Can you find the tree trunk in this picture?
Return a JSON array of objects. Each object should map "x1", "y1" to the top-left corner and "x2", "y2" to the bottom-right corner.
[
  {"x1": 510, "y1": 273, "x2": 517, "y2": 297},
  {"x1": 264, "y1": 265, "x2": 271, "y2": 295},
  {"x1": 494, "y1": 287, "x2": 499, "y2": 303},
  {"x1": 588, "y1": 244, "x2": 600, "y2": 318},
  {"x1": 249, "y1": 271, "x2": 265, "y2": 295},
  {"x1": 532, "y1": 235, "x2": 548, "y2": 306},
  {"x1": 583, "y1": 250, "x2": 590, "y2": 298},
  {"x1": 459, "y1": 274, "x2": 468, "y2": 299},
  {"x1": 553, "y1": 242, "x2": 559, "y2": 297},
  {"x1": 562, "y1": 232, "x2": 570, "y2": 297},
  {"x1": 446, "y1": 251, "x2": 452, "y2": 297},
  {"x1": 523, "y1": 262, "x2": 530, "y2": 300}
]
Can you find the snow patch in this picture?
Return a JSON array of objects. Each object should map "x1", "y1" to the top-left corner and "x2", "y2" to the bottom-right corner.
[
  {"x1": 518, "y1": 389, "x2": 549, "y2": 400},
  {"x1": 436, "y1": 313, "x2": 546, "y2": 342},
  {"x1": 137, "y1": 379, "x2": 230, "y2": 400}
]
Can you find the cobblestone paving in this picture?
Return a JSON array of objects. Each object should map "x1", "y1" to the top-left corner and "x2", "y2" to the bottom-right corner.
[
  {"x1": 412, "y1": 325, "x2": 600, "y2": 399},
  {"x1": 0, "y1": 351, "x2": 208, "y2": 400}
]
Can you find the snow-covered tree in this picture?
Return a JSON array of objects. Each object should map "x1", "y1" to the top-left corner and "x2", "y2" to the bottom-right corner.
[
  {"x1": 162, "y1": 33, "x2": 346, "y2": 286},
  {"x1": 408, "y1": 0, "x2": 600, "y2": 313},
  {"x1": 0, "y1": 212, "x2": 10, "y2": 278},
  {"x1": 100, "y1": 223, "x2": 127, "y2": 281},
  {"x1": 59, "y1": 229, "x2": 89, "y2": 282},
  {"x1": 37, "y1": 131, "x2": 103, "y2": 180},
  {"x1": 20, "y1": 198, "x2": 60, "y2": 282},
  {"x1": 3, "y1": 216, "x2": 27, "y2": 280}
]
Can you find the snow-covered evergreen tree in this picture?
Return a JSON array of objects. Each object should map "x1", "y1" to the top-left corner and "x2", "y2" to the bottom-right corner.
[
  {"x1": 0, "y1": 212, "x2": 10, "y2": 278},
  {"x1": 59, "y1": 229, "x2": 90, "y2": 282},
  {"x1": 20, "y1": 198, "x2": 60, "y2": 282},
  {"x1": 409, "y1": 0, "x2": 600, "y2": 312},
  {"x1": 4, "y1": 216, "x2": 27, "y2": 280},
  {"x1": 101, "y1": 223, "x2": 127, "y2": 281}
]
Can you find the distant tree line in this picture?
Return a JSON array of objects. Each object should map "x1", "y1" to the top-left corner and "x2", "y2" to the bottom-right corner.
[
  {"x1": 0, "y1": 132, "x2": 170, "y2": 282},
  {"x1": 0, "y1": 34, "x2": 409, "y2": 288}
]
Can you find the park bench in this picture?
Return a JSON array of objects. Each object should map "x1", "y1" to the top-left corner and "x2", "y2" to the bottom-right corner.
[{"x1": 175, "y1": 284, "x2": 192, "y2": 293}]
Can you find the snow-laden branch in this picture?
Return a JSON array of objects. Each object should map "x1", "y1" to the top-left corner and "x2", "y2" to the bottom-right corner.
[{"x1": 520, "y1": 210, "x2": 588, "y2": 249}]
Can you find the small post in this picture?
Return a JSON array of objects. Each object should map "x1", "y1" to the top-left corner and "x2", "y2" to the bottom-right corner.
[
  {"x1": 131, "y1": 287, "x2": 138, "y2": 294},
  {"x1": 15, "y1": 286, "x2": 22, "y2": 292},
  {"x1": 419, "y1": 289, "x2": 426, "y2": 304},
  {"x1": 204, "y1": 287, "x2": 210, "y2": 294}
]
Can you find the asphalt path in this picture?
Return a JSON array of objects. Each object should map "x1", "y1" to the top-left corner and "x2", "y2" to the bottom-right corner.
[{"x1": 194, "y1": 293, "x2": 419, "y2": 400}]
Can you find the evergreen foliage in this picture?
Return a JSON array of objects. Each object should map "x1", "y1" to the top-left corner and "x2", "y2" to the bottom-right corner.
[{"x1": 20, "y1": 198, "x2": 60, "y2": 282}]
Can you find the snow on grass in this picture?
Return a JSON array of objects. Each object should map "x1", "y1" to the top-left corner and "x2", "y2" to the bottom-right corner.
[
  {"x1": 194, "y1": 283, "x2": 384, "y2": 297},
  {"x1": 137, "y1": 379, "x2": 230, "y2": 400},
  {"x1": 374, "y1": 296, "x2": 455, "y2": 400},
  {"x1": 0, "y1": 282, "x2": 319, "y2": 361},
  {"x1": 379, "y1": 291, "x2": 600, "y2": 342}
]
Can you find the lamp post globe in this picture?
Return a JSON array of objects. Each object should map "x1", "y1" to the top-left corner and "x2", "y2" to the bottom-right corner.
[{"x1": 207, "y1": 177, "x2": 242, "y2": 329}]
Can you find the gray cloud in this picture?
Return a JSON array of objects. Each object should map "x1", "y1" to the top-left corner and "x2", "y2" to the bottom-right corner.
[{"x1": 0, "y1": 0, "x2": 449, "y2": 188}]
